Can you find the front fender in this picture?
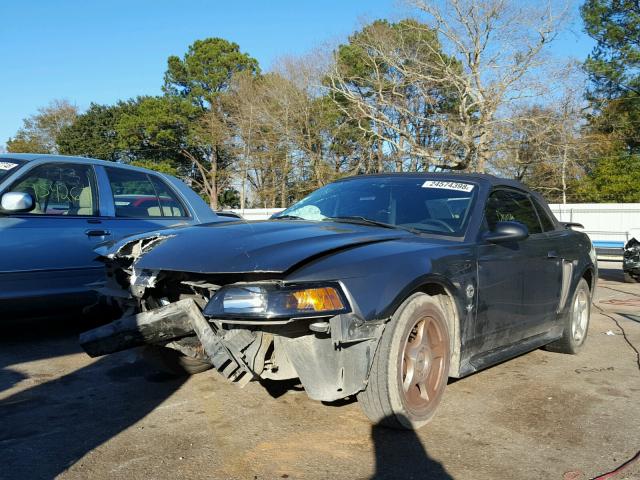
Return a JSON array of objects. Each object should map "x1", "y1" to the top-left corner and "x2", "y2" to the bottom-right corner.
[{"x1": 286, "y1": 239, "x2": 477, "y2": 378}]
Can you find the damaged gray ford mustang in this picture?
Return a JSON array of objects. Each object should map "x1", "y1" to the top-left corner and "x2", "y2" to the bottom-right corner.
[{"x1": 80, "y1": 173, "x2": 597, "y2": 429}]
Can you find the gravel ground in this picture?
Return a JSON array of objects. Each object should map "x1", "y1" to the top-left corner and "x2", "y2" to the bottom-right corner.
[{"x1": 1, "y1": 262, "x2": 639, "y2": 480}]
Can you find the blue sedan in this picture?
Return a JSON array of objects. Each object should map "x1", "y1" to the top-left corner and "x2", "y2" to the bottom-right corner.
[{"x1": 0, "y1": 153, "x2": 223, "y2": 319}]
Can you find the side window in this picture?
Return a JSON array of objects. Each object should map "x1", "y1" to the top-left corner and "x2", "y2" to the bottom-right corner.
[
  {"x1": 149, "y1": 176, "x2": 188, "y2": 217},
  {"x1": 485, "y1": 189, "x2": 542, "y2": 235},
  {"x1": 106, "y1": 167, "x2": 187, "y2": 218},
  {"x1": 9, "y1": 163, "x2": 97, "y2": 216},
  {"x1": 530, "y1": 197, "x2": 556, "y2": 232}
]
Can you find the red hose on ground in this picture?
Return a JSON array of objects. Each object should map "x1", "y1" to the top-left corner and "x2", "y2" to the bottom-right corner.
[{"x1": 591, "y1": 450, "x2": 640, "y2": 480}]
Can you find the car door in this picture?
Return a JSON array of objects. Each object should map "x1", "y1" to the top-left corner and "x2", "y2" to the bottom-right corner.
[
  {"x1": 95, "y1": 166, "x2": 193, "y2": 241},
  {"x1": 0, "y1": 162, "x2": 106, "y2": 316},
  {"x1": 528, "y1": 195, "x2": 568, "y2": 334},
  {"x1": 475, "y1": 188, "x2": 560, "y2": 352}
]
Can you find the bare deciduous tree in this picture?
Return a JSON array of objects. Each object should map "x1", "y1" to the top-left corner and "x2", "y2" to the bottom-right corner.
[
  {"x1": 329, "y1": 2, "x2": 567, "y2": 172},
  {"x1": 494, "y1": 75, "x2": 594, "y2": 203},
  {"x1": 7, "y1": 99, "x2": 78, "y2": 154}
]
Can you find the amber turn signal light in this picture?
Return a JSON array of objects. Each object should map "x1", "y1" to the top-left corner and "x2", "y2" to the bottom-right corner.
[{"x1": 286, "y1": 287, "x2": 345, "y2": 312}]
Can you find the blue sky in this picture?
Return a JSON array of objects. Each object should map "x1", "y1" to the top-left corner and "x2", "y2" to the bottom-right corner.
[{"x1": 0, "y1": 1, "x2": 594, "y2": 149}]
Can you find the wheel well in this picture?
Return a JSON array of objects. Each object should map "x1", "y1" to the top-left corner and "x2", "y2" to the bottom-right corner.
[
  {"x1": 414, "y1": 283, "x2": 462, "y2": 377},
  {"x1": 582, "y1": 268, "x2": 594, "y2": 292}
]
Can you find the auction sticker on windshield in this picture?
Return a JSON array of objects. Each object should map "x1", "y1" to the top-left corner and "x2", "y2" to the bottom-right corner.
[
  {"x1": 422, "y1": 180, "x2": 474, "y2": 192},
  {"x1": 0, "y1": 162, "x2": 18, "y2": 170}
]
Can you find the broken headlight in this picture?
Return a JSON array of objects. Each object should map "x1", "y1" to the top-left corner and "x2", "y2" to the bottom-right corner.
[{"x1": 203, "y1": 283, "x2": 350, "y2": 319}]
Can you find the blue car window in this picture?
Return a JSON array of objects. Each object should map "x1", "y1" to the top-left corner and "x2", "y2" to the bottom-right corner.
[
  {"x1": 106, "y1": 167, "x2": 187, "y2": 218},
  {"x1": 150, "y1": 176, "x2": 188, "y2": 217},
  {"x1": 8, "y1": 163, "x2": 97, "y2": 216}
]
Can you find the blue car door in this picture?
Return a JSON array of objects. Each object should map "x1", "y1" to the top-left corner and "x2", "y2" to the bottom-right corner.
[{"x1": 0, "y1": 162, "x2": 107, "y2": 316}]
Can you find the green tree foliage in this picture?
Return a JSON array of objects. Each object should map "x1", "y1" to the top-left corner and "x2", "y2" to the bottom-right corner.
[
  {"x1": 7, "y1": 100, "x2": 78, "y2": 154},
  {"x1": 6, "y1": 134, "x2": 48, "y2": 154},
  {"x1": 582, "y1": 0, "x2": 640, "y2": 152},
  {"x1": 331, "y1": 19, "x2": 461, "y2": 171},
  {"x1": 58, "y1": 102, "x2": 135, "y2": 161},
  {"x1": 574, "y1": 153, "x2": 640, "y2": 202},
  {"x1": 163, "y1": 38, "x2": 260, "y2": 108},
  {"x1": 578, "y1": 0, "x2": 640, "y2": 201},
  {"x1": 160, "y1": 38, "x2": 260, "y2": 208},
  {"x1": 218, "y1": 188, "x2": 240, "y2": 208},
  {"x1": 582, "y1": 0, "x2": 640, "y2": 101},
  {"x1": 128, "y1": 159, "x2": 179, "y2": 176},
  {"x1": 115, "y1": 96, "x2": 199, "y2": 171}
]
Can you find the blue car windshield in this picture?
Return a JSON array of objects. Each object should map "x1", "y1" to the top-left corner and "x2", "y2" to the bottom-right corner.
[
  {"x1": 276, "y1": 177, "x2": 478, "y2": 236},
  {"x1": 0, "y1": 159, "x2": 25, "y2": 183}
]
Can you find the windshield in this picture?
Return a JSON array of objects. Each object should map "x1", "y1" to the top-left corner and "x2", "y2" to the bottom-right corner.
[
  {"x1": 276, "y1": 177, "x2": 477, "y2": 236},
  {"x1": 0, "y1": 159, "x2": 25, "y2": 183}
]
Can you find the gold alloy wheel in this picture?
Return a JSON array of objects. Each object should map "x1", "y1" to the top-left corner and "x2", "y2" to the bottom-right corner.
[{"x1": 401, "y1": 314, "x2": 448, "y2": 412}]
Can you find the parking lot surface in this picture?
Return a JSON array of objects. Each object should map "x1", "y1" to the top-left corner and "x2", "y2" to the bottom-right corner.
[{"x1": 1, "y1": 262, "x2": 639, "y2": 480}]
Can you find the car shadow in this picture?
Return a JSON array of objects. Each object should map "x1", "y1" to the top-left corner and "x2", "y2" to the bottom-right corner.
[
  {"x1": 0, "y1": 316, "x2": 87, "y2": 394},
  {"x1": 0, "y1": 320, "x2": 186, "y2": 479},
  {"x1": 370, "y1": 415, "x2": 452, "y2": 479},
  {"x1": 617, "y1": 312, "x2": 640, "y2": 324},
  {"x1": 0, "y1": 310, "x2": 122, "y2": 390},
  {"x1": 259, "y1": 378, "x2": 305, "y2": 398}
]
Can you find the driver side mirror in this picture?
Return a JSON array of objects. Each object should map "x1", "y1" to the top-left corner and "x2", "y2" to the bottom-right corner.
[
  {"x1": 483, "y1": 221, "x2": 528, "y2": 243},
  {"x1": 1, "y1": 191, "x2": 35, "y2": 213}
]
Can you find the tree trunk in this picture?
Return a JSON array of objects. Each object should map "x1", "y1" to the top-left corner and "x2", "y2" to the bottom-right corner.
[
  {"x1": 376, "y1": 139, "x2": 384, "y2": 173},
  {"x1": 476, "y1": 132, "x2": 489, "y2": 173},
  {"x1": 240, "y1": 167, "x2": 247, "y2": 211},
  {"x1": 561, "y1": 144, "x2": 568, "y2": 205},
  {"x1": 209, "y1": 149, "x2": 218, "y2": 210},
  {"x1": 280, "y1": 172, "x2": 287, "y2": 208}
]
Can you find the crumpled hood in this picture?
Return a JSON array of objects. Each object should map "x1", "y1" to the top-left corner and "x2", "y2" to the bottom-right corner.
[{"x1": 96, "y1": 220, "x2": 411, "y2": 274}]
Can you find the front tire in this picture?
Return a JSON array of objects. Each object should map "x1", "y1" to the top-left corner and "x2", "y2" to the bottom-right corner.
[
  {"x1": 358, "y1": 293, "x2": 451, "y2": 430},
  {"x1": 140, "y1": 345, "x2": 212, "y2": 376},
  {"x1": 546, "y1": 278, "x2": 591, "y2": 354}
]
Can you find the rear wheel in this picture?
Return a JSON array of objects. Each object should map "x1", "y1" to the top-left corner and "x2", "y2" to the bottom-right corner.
[
  {"x1": 140, "y1": 345, "x2": 212, "y2": 376},
  {"x1": 546, "y1": 278, "x2": 591, "y2": 354},
  {"x1": 358, "y1": 293, "x2": 450, "y2": 430}
]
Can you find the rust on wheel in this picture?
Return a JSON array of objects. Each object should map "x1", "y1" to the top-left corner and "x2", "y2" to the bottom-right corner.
[{"x1": 400, "y1": 314, "x2": 449, "y2": 413}]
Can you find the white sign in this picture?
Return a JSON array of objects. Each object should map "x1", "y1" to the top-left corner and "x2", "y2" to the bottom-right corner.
[
  {"x1": 0, "y1": 162, "x2": 18, "y2": 171},
  {"x1": 422, "y1": 180, "x2": 474, "y2": 192}
]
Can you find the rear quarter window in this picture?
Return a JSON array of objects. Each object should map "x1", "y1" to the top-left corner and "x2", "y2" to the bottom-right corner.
[
  {"x1": 531, "y1": 197, "x2": 556, "y2": 232},
  {"x1": 106, "y1": 167, "x2": 188, "y2": 218}
]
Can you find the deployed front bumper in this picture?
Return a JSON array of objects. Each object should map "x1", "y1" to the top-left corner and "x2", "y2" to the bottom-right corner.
[{"x1": 79, "y1": 299, "x2": 386, "y2": 401}]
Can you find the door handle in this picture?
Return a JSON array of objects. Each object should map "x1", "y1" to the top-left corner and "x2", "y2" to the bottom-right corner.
[
  {"x1": 85, "y1": 229, "x2": 111, "y2": 237},
  {"x1": 547, "y1": 250, "x2": 559, "y2": 259}
]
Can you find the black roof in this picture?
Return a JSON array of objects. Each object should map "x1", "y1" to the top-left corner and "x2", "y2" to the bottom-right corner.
[{"x1": 336, "y1": 172, "x2": 527, "y2": 190}]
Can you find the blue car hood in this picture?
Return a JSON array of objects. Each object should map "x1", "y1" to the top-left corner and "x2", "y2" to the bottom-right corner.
[{"x1": 96, "y1": 220, "x2": 411, "y2": 274}]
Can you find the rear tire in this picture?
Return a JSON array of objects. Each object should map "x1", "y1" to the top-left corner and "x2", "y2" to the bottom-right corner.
[
  {"x1": 545, "y1": 278, "x2": 591, "y2": 354},
  {"x1": 141, "y1": 345, "x2": 212, "y2": 376},
  {"x1": 358, "y1": 293, "x2": 450, "y2": 430}
]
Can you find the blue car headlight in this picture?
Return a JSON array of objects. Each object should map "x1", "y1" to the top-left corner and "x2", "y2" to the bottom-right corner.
[{"x1": 203, "y1": 283, "x2": 350, "y2": 319}]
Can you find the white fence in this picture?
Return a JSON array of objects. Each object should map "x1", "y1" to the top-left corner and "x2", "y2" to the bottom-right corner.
[
  {"x1": 549, "y1": 203, "x2": 640, "y2": 245},
  {"x1": 231, "y1": 203, "x2": 640, "y2": 245},
  {"x1": 229, "y1": 208, "x2": 283, "y2": 221}
]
